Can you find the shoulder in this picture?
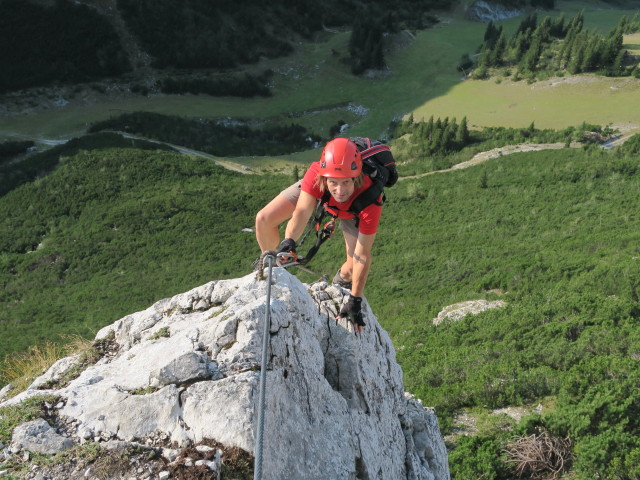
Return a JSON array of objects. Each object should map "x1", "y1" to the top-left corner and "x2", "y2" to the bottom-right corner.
[
  {"x1": 301, "y1": 161, "x2": 321, "y2": 196},
  {"x1": 305, "y1": 161, "x2": 320, "y2": 174}
]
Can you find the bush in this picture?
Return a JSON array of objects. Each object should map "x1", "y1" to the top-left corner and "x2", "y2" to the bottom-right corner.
[
  {"x1": 617, "y1": 133, "x2": 640, "y2": 156},
  {"x1": 573, "y1": 431, "x2": 640, "y2": 480},
  {"x1": 448, "y1": 435, "x2": 509, "y2": 480}
]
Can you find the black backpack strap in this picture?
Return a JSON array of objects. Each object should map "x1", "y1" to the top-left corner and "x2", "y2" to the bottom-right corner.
[
  {"x1": 348, "y1": 183, "x2": 384, "y2": 220},
  {"x1": 299, "y1": 191, "x2": 336, "y2": 264},
  {"x1": 360, "y1": 143, "x2": 392, "y2": 160}
]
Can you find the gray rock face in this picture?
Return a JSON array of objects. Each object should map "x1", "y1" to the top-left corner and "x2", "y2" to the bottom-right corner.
[
  {"x1": 10, "y1": 419, "x2": 73, "y2": 455},
  {"x1": 466, "y1": 0, "x2": 524, "y2": 23},
  {"x1": 2, "y1": 270, "x2": 450, "y2": 480}
]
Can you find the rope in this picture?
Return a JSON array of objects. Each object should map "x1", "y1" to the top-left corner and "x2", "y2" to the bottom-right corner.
[{"x1": 254, "y1": 254, "x2": 274, "y2": 480}]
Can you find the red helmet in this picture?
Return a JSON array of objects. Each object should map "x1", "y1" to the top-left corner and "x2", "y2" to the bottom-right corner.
[{"x1": 319, "y1": 138, "x2": 362, "y2": 178}]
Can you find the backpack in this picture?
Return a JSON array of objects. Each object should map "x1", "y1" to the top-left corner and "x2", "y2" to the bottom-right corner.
[{"x1": 321, "y1": 137, "x2": 398, "y2": 218}]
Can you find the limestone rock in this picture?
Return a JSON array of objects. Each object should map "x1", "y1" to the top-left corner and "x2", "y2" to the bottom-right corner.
[
  {"x1": 433, "y1": 299, "x2": 507, "y2": 325},
  {"x1": 2, "y1": 270, "x2": 450, "y2": 480},
  {"x1": 10, "y1": 419, "x2": 73, "y2": 454}
]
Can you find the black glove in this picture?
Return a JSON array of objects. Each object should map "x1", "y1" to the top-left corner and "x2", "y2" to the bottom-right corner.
[
  {"x1": 276, "y1": 237, "x2": 297, "y2": 254},
  {"x1": 338, "y1": 295, "x2": 365, "y2": 333}
]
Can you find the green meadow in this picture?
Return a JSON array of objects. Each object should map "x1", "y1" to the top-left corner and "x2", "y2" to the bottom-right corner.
[{"x1": 413, "y1": 73, "x2": 640, "y2": 130}]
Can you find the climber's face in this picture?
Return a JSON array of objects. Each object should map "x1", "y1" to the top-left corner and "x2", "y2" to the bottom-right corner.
[{"x1": 327, "y1": 177, "x2": 355, "y2": 203}]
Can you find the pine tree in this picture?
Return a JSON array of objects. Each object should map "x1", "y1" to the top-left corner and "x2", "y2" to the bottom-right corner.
[
  {"x1": 478, "y1": 170, "x2": 488, "y2": 189},
  {"x1": 456, "y1": 116, "x2": 470, "y2": 146},
  {"x1": 493, "y1": 32, "x2": 507, "y2": 66},
  {"x1": 604, "y1": 30, "x2": 623, "y2": 67},
  {"x1": 425, "y1": 115, "x2": 434, "y2": 141},
  {"x1": 550, "y1": 14, "x2": 565, "y2": 38},
  {"x1": 516, "y1": 13, "x2": 538, "y2": 36},
  {"x1": 349, "y1": 11, "x2": 386, "y2": 74},
  {"x1": 580, "y1": 36, "x2": 599, "y2": 72},
  {"x1": 442, "y1": 122, "x2": 456, "y2": 152},
  {"x1": 430, "y1": 127, "x2": 443, "y2": 154},
  {"x1": 535, "y1": 16, "x2": 552, "y2": 43},
  {"x1": 611, "y1": 49, "x2": 626, "y2": 76},
  {"x1": 568, "y1": 37, "x2": 586, "y2": 74},
  {"x1": 513, "y1": 30, "x2": 532, "y2": 62},
  {"x1": 520, "y1": 37, "x2": 542, "y2": 72}
]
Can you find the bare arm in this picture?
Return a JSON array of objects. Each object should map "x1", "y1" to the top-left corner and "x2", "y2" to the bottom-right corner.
[
  {"x1": 284, "y1": 190, "x2": 317, "y2": 243},
  {"x1": 350, "y1": 232, "x2": 376, "y2": 298}
]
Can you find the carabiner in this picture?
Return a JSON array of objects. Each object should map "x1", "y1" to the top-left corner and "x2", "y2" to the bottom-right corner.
[{"x1": 276, "y1": 251, "x2": 298, "y2": 267}]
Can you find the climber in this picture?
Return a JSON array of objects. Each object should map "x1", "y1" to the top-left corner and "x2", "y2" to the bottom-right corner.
[{"x1": 255, "y1": 137, "x2": 396, "y2": 334}]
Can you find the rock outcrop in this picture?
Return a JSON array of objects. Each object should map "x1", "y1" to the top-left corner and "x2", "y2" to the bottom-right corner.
[
  {"x1": 466, "y1": 0, "x2": 524, "y2": 23},
  {"x1": 433, "y1": 299, "x2": 507, "y2": 325},
  {"x1": 1, "y1": 270, "x2": 450, "y2": 480}
]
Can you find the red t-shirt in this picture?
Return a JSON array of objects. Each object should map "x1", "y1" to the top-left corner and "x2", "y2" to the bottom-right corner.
[{"x1": 300, "y1": 161, "x2": 382, "y2": 235}]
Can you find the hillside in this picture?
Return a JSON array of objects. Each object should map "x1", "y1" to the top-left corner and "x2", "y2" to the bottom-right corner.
[{"x1": 2, "y1": 1, "x2": 640, "y2": 479}]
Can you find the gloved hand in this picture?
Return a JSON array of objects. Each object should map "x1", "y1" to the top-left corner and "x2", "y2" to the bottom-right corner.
[
  {"x1": 337, "y1": 295, "x2": 365, "y2": 334},
  {"x1": 276, "y1": 237, "x2": 297, "y2": 254}
]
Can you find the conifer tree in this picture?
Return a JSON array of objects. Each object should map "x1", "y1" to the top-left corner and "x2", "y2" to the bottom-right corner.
[
  {"x1": 520, "y1": 36, "x2": 542, "y2": 72},
  {"x1": 516, "y1": 13, "x2": 538, "y2": 36},
  {"x1": 455, "y1": 116, "x2": 470, "y2": 146},
  {"x1": 550, "y1": 14, "x2": 566, "y2": 38},
  {"x1": 580, "y1": 36, "x2": 600, "y2": 72},
  {"x1": 611, "y1": 49, "x2": 626, "y2": 76},
  {"x1": 493, "y1": 32, "x2": 507, "y2": 65},
  {"x1": 568, "y1": 36, "x2": 586, "y2": 74},
  {"x1": 425, "y1": 115, "x2": 434, "y2": 141},
  {"x1": 535, "y1": 16, "x2": 552, "y2": 43},
  {"x1": 349, "y1": 11, "x2": 386, "y2": 74},
  {"x1": 604, "y1": 30, "x2": 623, "y2": 66},
  {"x1": 442, "y1": 121, "x2": 456, "y2": 152},
  {"x1": 430, "y1": 127, "x2": 443, "y2": 153},
  {"x1": 513, "y1": 30, "x2": 532, "y2": 62}
]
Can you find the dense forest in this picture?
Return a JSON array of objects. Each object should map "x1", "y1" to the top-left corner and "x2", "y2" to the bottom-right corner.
[
  {"x1": 0, "y1": 0, "x2": 566, "y2": 94},
  {"x1": 0, "y1": 0, "x2": 131, "y2": 93},
  {"x1": 464, "y1": 10, "x2": 640, "y2": 80}
]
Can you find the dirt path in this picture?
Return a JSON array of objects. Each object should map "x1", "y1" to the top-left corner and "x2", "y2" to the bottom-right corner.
[
  {"x1": 400, "y1": 142, "x2": 572, "y2": 180},
  {"x1": 400, "y1": 126, "x2": 639, "y2": 181},
  {"x1": 120, "y1": 133, "x2": 254, "y2": 174},
  {"x1": 5, "y1": 132, "x2": 254, "y2": 175}
]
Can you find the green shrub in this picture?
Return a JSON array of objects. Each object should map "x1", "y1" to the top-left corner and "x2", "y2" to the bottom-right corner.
[
  {"x1": 573, "y1": 431, "x2": 640, "y2": 480},
  {"x1": 448, "y1": 435, "x2": 509, "y2": 480}
]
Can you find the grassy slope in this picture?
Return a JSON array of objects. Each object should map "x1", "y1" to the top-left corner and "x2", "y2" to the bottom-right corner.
[{"x1": 0, "y1": 146, "x2": 286, "y2": 356}]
